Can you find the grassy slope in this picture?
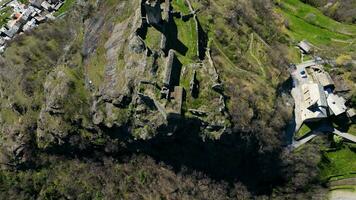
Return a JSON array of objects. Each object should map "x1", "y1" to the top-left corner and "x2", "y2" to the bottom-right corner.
[
  {"x1": 319, "y1": 147, "x2": 356, "y2": 181},
  {"x1": 172, "y1": 0, "x2": 198, "y2": 63},
  {"x1": 303, "y1": 0, "x2": 356, "y2": 24},
  {"x1": 275, "y1": 0, "x2": 356, "y2": 56},
  {"x1": 85, "y1": 0, "x2": 137, "y2": 89},
  {"x1": 194, "y1": 0, "x2": 284, "y2": 123}
]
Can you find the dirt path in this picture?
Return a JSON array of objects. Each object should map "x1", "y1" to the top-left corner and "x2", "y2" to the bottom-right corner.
[
  {"x1": 212, "y1": 40, "x2": 250, "y2": 74},
  {"x1": 329, "y1": 190, "x2": 356, "y2": 200},
  {"x1": 248, "y1": 33, "x2": 266, "y2": 78},
  {"x1": 329, "y1": 178, "x2": 356, "y2": 200}
]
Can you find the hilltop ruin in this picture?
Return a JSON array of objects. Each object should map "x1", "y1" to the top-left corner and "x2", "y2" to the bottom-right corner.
[{"x1": 129, "y1": 0, "x2": 230, "y2": 139}]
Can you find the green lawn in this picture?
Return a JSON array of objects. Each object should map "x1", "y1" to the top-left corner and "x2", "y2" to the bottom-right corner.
[
  {"x1": 319, "y1": 147, "x2": 356, "y2": 182},
  {"x1": 295, "y1": 124, "x2": 311, "y2": 139},
  {"x1": 171, "y1": 0, "x2": 198, "y2": 63},
  {"x1": 279, "y1": 0, "x2": 356, "y2": 35}
]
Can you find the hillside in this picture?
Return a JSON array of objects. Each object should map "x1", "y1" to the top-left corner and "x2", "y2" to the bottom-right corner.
[
  {"x1": 301, "y1": 0, "x2": 356, "y2": 23},
  {"x1": 0, "y1": 0, "x2": 355, "y2": 199}
]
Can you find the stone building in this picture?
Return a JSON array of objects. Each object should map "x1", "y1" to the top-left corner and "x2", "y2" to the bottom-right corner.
[
  {"x1": 292, "y1": 59, "x2": 355, "y2": 131},
  {"x1": 300, "y1": 83, "x2": 328, "y2": 122},
  {"x1": 298, "y1": 40, "x2": 312, "y2": 54}
]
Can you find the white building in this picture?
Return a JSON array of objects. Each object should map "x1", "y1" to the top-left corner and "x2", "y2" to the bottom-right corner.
[{"x1": 298, "y1": 40, "x2": 312, "y2": 54}]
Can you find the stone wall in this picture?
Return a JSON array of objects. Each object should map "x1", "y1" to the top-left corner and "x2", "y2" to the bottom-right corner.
[
  {"x1": 144, "y1": 0, "x2": 162, "y2": 25},
  {"x1": 163, "y1": 49, "x2": 176, "y2": 87},
  {"x1": 160, "y1": 0, "x2": 171, "y2": 53},
  {"x1": 185, "y1": 0, "x2": 207, "y2": 60}
]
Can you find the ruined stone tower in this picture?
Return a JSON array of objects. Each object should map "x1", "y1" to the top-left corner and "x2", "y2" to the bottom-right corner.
[{"x1": 144, "y1": 0, "x2": 162, "y2": 25}]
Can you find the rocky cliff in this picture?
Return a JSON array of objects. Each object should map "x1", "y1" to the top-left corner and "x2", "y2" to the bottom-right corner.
[
  {"x1": 0, "y1": 0, "x2": 354, "y2": 199},
  {"x1": 0, "y1": 0, "x2": 267, "y2": 165}
]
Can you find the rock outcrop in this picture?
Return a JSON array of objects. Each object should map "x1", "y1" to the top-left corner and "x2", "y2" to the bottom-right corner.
[{"x1": 0, "y1": 0, "x2": 294, "y2": 166}]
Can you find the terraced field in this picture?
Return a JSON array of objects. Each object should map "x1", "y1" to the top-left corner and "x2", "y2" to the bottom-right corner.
[{"x1": 275, "y1": 0, "x2": 356, "y2": 56}]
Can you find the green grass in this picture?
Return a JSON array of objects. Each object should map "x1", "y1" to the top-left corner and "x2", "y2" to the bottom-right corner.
[
  {"x1": 145, "y1": 27, "x2": 162, "y2": 50},
  {"x1": 348, "y1": 124, "x2": 356, "y2": 136},
  {"x1": 279, "y1": 0, "x2": 356, "y2": 35},
  {"x1": 330, "y1": 185, "x2": 356, "y2": 191},
  {"x1": 275, "y1": 0, "x2": 356, "y2": 53},
  {"x1": 0, "y1": 6, "x2": 12, "y2": 27},
  {"x1": 172, "y1": 0, "x2": 198, "y2": 62},
  {"x1": 172, "y1": 0, "x2": 190, "y2": 14},
  {"x1": 295, "y1": 124, "x2": 311, "y2": 139},
  {"x1": 55, "y1": 0, "x2": 76, "y2": 17},
  {"x1": 18, "y1": 0, "x2": 29, "y2": 5},
  {"x1": 319, "y1": 147, "x2": 356, "y2": 181}
]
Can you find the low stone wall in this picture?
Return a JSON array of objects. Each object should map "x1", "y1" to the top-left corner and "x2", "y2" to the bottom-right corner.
[
  {"x1": 163, "y1": 49, "x2": 175, "y2": 87},
  {"x1": 206, "y1": 48, "x2": 220, "y2": 83}
]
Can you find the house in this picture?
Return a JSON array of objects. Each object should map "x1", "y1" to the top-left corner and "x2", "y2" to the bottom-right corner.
[
  {"x1": 30, "y1": 0, "x2": 45, "y2": 9},
  {"x1": 9, "y1": 1, "x2": 26, "y2": 14},
  {"x1": 0, "y1": 38, "x2": 5, "y2": 52},
  {"x1": 347, "y1": 109, "x2": 356, "y2": 120},
  {"x1": 291, "y1": 58, "x2": 355, "y2": 139},
  {"x1": 41, "y1": 1, "x2": 53, "y2": 11},
  {"x1": 45, "y1": 13, "x2": 55, "y2": 20},
  {"x1": 34, "y1": 15, "x2": 46, "y2": 23},
  {"x1": 298, "y1": 40, "x2": 312, "y2": 54},
  {"x1": 306, "y1": 65, "x2": 334, "y2": 89},
  {"x1": 22, "y1": 7, "x2": 36, "y2": 21},
  {"x1": 48, "y1": 0, "x2": 61, "y2": 4},
  {"x1": 327, "y1": 93, "x2": 347, "y2": 116},
  {"x1": 23, "y1": 18, "x2": 37, "y2": 32},
  {"x1": 0, "y1": 27, "x2": 7, "y2": 36},
  {"x1": 300, "y1": 83, "x2": 328, "y2": 122},
  {"x1": 53, "y1": 2, "x2": 64, "y2": 11},
  {"x1": 2, "y1": 23, "x2": 21, "y2": 38},
  {"x1": 0, "y1": 38, "x2": 5, "y2": 46}
]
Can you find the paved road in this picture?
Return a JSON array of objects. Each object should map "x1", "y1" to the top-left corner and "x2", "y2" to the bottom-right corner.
[
  {"x1": 329, "y1": 190, "x2": 356, "y2": 200},
  {"x1": 288, "y1": 124, "x2": 356, "y2": 149},
  {"x1": 291, "y1": 131, "x2": 319, "y2": 149}
]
